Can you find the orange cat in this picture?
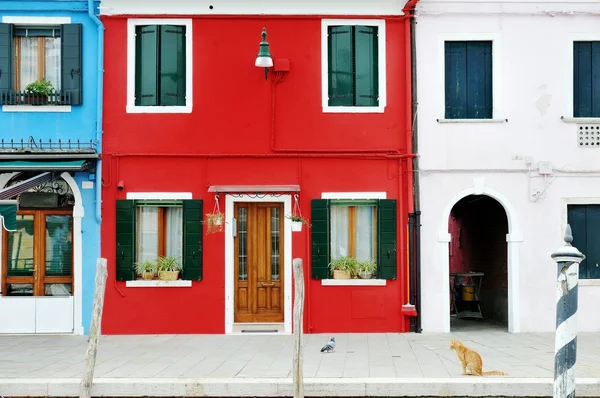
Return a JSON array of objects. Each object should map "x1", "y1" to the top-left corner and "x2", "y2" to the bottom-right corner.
[{"x1": 449, "y1": 339, "x2": 507, "y2": 376}]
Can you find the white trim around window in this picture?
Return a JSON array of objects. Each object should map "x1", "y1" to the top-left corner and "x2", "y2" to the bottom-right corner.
[
  {"x1": 321, "y1": 19, "x2": 386, "y2": 114},
  {"x1": 126, "y1": 192, "x2": 192, "y2": 200},
  {"x1": 564, "y1": 34, "x2": 600, "y2": 121},
  {"x1": 437, "y1": 33, "x2": 503, "y2": 122},
  {"x1": 126, "y1": 18, "x2": 193, "y2": 114},
  {"x1": 1, "y1": 16, "x2": 72, "y2": 113}
]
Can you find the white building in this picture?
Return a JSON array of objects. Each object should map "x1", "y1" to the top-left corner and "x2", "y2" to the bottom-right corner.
[{"x1": 415, "y1": 0, "x2": 600, "y2": 333}]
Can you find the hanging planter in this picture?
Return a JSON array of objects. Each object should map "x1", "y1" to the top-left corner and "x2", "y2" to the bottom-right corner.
[
  {"x1": 287, "y1": 193, "x2": 310, "y2": 232},
  {"x1": 206, "y1": 194, "x2": 225, "y2": 234}
]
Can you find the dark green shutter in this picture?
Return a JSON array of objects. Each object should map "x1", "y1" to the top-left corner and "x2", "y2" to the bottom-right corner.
[
  {"x1": 135, "y1": 25, "x2": 158, "y2": 106},
  {"x1": 328, "y1": 26, "x2": 353, "y2": 107},
  {"x1": 182, "y1": 200, "x2": 203, "y2": 280},
  {"x1": 159, "y1": 25, "x2": 186, "y2": 106},
  {"x1": 568, "y1": 205, "x2": 588, "y2": 279},
  {"x1": 0, "y1": 23, "x2": 14, "y2": 95},
  {"x1": 311, "y1": 199, "x2": 330, "y2": 279},
  {"x1": 585, "y1": 205, "x2": 600, "y2": 279},
  {"x1": 354, "y1": 26, "x2": 378, "y2": 107},
  {"x1": 377, "y1": 199, "x2": 397, "y2": 280},
  {"x1": 116, "y1": 200, "x2": 135, "y2": 281},
  {"x1": 574, "y1": 42, "x2": 600, "y2": 118},
  {"x1": 466, "y1": 41, "x2": 492, "y2": 119},
  {"x1": 61, "y1": 24, "x2": 83, "y2": 105},
  {"x1": 445, "y1": 42, "x2": 467, "y2": 119}
]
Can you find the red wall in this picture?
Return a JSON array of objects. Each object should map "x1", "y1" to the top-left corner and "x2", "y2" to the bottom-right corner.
[{"x1": 100, "y1": 15, "x2": 413, "y2": 334}]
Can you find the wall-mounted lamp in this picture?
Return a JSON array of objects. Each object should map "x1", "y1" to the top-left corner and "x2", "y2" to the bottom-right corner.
[{"x1": 255, "y1": 27, "x2": 273, "y2": 80}]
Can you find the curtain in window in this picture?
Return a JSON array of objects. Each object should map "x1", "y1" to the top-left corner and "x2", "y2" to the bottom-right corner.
[
  {"x1": 44, "y1": 37, "x2": 61, "y2": 91},
  {"x1": 19, "y1": 37, "x2": 38, "y2": 91},
  {"x1": 165, "y1": 207, "x2": 183, "y2": 262},
  {"x1": 355, "y1": 206, "x2": 374, "y2": 261},
  {"x1": 330, "y1": 206, "x2": 349, "y2": 260},
  {"x1": 137, "y1": 207, "x2": 158, "y2": 263}
]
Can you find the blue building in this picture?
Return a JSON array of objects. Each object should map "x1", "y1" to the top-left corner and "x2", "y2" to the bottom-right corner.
[{"x1": 0, "y1": 0, "x2": 103, "y2": 334}]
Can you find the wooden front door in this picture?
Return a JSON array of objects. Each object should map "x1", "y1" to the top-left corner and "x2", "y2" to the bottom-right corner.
[
  {"x1": 234, "y1": 202, "x2": 284, "y2": 323},
  {"x1": 2, "y1": 210, "x2": 74, "y2": 297}
]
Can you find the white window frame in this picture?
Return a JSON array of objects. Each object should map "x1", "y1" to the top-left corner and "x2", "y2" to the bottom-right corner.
[
  {"x1": 564, "y1": 34, "x2": 600, "y2": 123},
  {"x1": 1, "y1": 16, "x2": 72, "y2": 113},
  {"x1": 126, "y1": 18, "x2": 193, "y2": 114},
  {"x1": 437, "y1": 33, "x2": 505, "y2": 123},
  {"x1": 321, "y1": 19, "x2": 386, "y2": 114}
]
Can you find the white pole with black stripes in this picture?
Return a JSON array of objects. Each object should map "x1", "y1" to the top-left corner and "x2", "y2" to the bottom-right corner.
[{"x1": 551, "y1": 224, "x2": 585, "y2": 398}]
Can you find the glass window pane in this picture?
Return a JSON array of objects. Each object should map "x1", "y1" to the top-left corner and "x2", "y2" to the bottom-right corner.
[
  {"x1": 355, "y1": 206, "x2": 375, "y2": 261},
  {"x1": 19, "y1": 37, "x2": 39, "y2": 91},
  {"x1": 271, "y1": 207, "x2": 280, "y2": 280},
  {"x1": 137, "y1": 207, "x2": 159, "y2": 263},
  {"x1": 238, "y1": 207, "x2": 247, "y2": 281},
  {"x1": 45, "y1": 215, "x2": 72, "y2": 276},
  {"x1": 44, "y1": 37, "x2": 61, "y2": 91},
  {"x1": 165, "y1": 207, "x2": 183, "y2": 262},
  {"x1": 7, "y1": 283, "x2": 33, "y2": 296},
  {"x1": 45, "y1": 283, "x2": 72, "y2": 296},
  {"x1": 7, "y1": 215, "x2": 34, "y2": 276},
  {"x1": 330, "y1": 206, "x2": 350, "y2": 260}
]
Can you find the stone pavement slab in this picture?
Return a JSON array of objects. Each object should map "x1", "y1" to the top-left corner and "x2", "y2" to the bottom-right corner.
[{"x1": 0, "y1": 330, "x2": 600, "y2": 397}]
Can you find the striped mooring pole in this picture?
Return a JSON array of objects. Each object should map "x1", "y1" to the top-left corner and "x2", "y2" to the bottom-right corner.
[{"x1": 551, "y1": 224, "x2": 585, "y2": 398}]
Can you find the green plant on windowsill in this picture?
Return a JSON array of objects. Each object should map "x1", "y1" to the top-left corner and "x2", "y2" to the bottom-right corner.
[
  {"x1": 135, "y1": 260, "x2": 157, "y2": 280},
  {"x1": 157, "y1": 256, "x2": 182, "y2": 281},
  {"x1": 356, "y1": 259, "x2": 377, "y2": 279},
  {"x1": 329, "y1": 256, "x2": 358, "y2": 279},
  {"x1": 24, "y1": 78, "x2": 54, "y2": 100}
]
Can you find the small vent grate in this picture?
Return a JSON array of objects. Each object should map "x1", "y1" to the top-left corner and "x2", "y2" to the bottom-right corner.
[{"x1": 577, "y1": 124, "x2": 600, "y2": 147}]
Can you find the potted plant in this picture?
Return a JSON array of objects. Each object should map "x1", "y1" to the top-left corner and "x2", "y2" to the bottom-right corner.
[
  {"x1": 356, "y1": 259, "x2": 376, "y2": 279},
  {"x1": 206, "y1": 212, "x2": 225, "y2": 234},
  {"x1": 24, "y1": 78, "x2": 54, "y2": 105},
  {"x1": 157, "y1": 256, "x2": 182, "y2": 281},
  {"x1": 329, "y1": 256, "x2": 358, "y2": 279},
  {"x1": 135, "y1": 259, "x2": 157, "y2": 280},
  {"x1": 286, "y1": 214, "x2": 310, "y2": 232}
]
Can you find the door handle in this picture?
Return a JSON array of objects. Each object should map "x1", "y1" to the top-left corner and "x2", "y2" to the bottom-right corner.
[
  {"x1": 33, "y1": 269, "x2": 38, "y2": 281},
  {"x1": 262, "y1": 282, "x2": 275, "y2": 286}
]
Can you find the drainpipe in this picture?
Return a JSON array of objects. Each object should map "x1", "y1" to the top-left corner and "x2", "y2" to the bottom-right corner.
[{"x1": 88, "y1": 0, "x2": 104, "y2": 224}]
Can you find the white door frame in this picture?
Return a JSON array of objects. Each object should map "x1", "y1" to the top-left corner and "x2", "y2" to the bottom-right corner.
[
  {"x1": 435, "y1": 177, "x2": 523, "y2": 333},
  {"x1": 224, "y1": 194, "x2": 292, "y2": 334},
  {"x1": 0, "y1": 172, "x2": 82, "y2": 334}
]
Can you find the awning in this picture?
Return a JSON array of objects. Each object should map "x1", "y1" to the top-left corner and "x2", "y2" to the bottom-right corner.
[
  {"x1": 0, "y1": 160, "x2": 88, "y2": 171},
  {"x1": 0, "y1": 201, "x2": 18, "y2": 231}
]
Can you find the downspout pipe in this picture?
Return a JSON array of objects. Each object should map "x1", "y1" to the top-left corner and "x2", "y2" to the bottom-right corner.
[{"x1": 88, "y1": 0, "x2": 104, "y2": 224}]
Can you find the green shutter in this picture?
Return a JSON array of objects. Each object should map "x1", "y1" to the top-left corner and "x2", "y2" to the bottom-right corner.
[
  {"x1": 377, "y1": 199, "x2": 397, "y2": 280},
  {"x1": 585, "y1": 205, "x2": 600, "y2": 279},
  {"x1": 445, "y1": 41, "x2": 467, "y2": 119},
  {"x1": 182, "y1": 199, "x2": 203, "y2": 280},
  {"x1": 574, "y1": 42, "x2": 600, "y2": 118},
  {"x1": 61, "y1": 24, "x2": 83, "y2": 105},
  {"x1": 116, "y1": 200, "x2": 136, "y2": 281},
  {"x1": 311, "y1": 199, "x2": 330, "y2": 279},
  {"x1": 328, "y1": 26, "x2": 353, "y2": 107},
  {"x1": 465, "y1": 41, "x2": 493, "y2": 119},
  {"x1": 159, "y1": 25, "x2": 186, "y2": 106},
  {"x1": 0, "y1": 23, "x2": 14, "y2": 95},
  {"x1": 354, "y1": 26, "x2": 378, "y2": 107},
  {"x1": 568, "y1": 205, "x2": 588, "y2": 279},
  {"x1": 135, "y1": 25, "x2": 158, "y2": 106}
]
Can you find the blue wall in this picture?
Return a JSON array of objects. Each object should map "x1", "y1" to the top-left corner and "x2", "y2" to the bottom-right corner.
[{"x1": 0, "y1": 1, "x2": 101, "y2": 335}]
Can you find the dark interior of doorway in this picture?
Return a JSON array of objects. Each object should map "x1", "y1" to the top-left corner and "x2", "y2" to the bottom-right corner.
[{"x1": 449, "y1": 195, "x2": 508, "y2": 331}]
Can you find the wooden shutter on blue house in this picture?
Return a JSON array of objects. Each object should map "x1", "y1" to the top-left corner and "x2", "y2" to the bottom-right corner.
[
  {"x1": 445, "y1": 41, "x2": 492, "y2": 119},
  {"x1": 311, "y1": 199, "x2": 330, "y2": 279},
  {"x1": 354, "y1": 26, "x2": 378, "y2": 107},
  {"x1": 574, "y1": 42, "x2": 600, "y2": 118},
  {"x1": 61, "y1": 24, "x2": 83, "y2": 105},
  {"x1": 182, "y1": 199, "x2": 203, "y2": 280},
  {"x1": 159, "y1": 25, "x2": 186, "y2": 106},
  {"x1": 0, "y1": 23, "x2": 14, "y2": 94},
  {"x1": 135, "y1": 25, "x2": 158, "y2": 106},
  {"x1": 377, "y1": 199, "x2": 397, "y2": 280},
  {"x1": 328, "y1": 26, "x2": 353, "y2": 107},
  {"x1": 116, "y1": 200, "x2": 136, "y2": 281}
]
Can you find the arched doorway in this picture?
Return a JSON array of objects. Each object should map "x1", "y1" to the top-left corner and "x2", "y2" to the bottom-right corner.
[{"x1": 448, "y1": 195, "x2": 508, "y2": 331}]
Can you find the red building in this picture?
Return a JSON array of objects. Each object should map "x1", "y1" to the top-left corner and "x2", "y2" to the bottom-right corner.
[{"x1": 100, "y1": 0, "x2": 418, "y2": 334}]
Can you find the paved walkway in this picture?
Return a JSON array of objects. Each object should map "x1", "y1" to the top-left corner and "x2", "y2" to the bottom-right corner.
[{"x1": 1, "y1": 329, "x2": 600, "y2": 397}]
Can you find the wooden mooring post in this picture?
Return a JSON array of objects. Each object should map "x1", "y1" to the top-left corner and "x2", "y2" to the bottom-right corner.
[
  {"x1": 292, "y1": 258, "x2": 305, "y2": 398},
  {"x1": 80, "y1": 258, "x2": 108, "y2": 398}
]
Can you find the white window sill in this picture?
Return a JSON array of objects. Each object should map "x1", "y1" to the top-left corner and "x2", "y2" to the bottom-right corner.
[
  {"x1": 561, "y1": 117, "x2": 600, "y2": 124},
  {"x1": 437, "y1": 118, "x2": 507, "y2": 123},
  {"x1": 126, "y1": 105, "x2": 192, "y2": 114},
  {"x1": 126, "y1": 280, "x2": 192, "y2": 288},
  {"x1": 579, "y1": 279, "x2": 600, "y2": 287},
  {"x1": 2, "y1": 105, "x2": 72, "y2": 113},
  {"x1": 321, "y1": 279, "x2": 387, "y2": 286},
  {"x1": 322, "y1": 105, "x2": 385, "y2": 114}
]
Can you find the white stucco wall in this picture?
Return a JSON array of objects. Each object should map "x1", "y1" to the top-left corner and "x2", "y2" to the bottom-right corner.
[{"x1": 416, "y1": 0, "x2": 600, "y2": 333}]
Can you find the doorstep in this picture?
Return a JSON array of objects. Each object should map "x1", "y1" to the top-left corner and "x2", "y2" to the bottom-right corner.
[{"x1": 231, "y1": 322, "x2": 286, "y2": 334}]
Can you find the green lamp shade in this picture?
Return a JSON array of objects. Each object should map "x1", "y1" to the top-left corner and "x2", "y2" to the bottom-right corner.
[{"x1": 255, "y1": 27, "x2": 273, "y2": 68}]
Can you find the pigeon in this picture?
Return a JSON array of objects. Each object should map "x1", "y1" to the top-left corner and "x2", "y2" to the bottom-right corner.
[{"x1": 320, "y1": 336, "x2": 336, "y2": 353}]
